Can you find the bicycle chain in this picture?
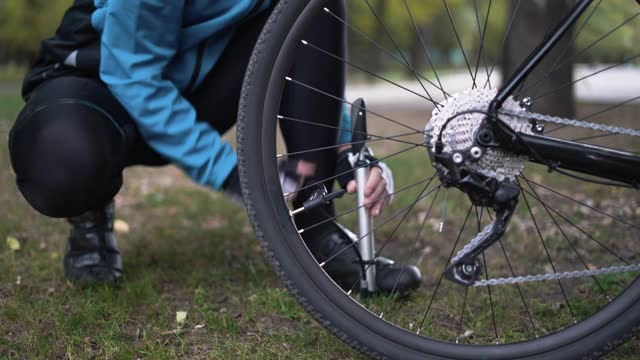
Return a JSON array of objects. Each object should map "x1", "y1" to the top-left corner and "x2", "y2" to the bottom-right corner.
[
  {"x1": 474, "y1": 264, "x2": 640, "y2": 287},
  {"x1": 500, "y1": 110, "x2": 640, "y2": 137},
  {"x1": 452, "y1": 109, "x2": 640, "y2": 286}
]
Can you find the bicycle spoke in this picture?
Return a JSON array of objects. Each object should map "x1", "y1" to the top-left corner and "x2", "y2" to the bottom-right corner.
[
  {"x1": 380, "y1": 186, "x2": 442, "y2": 318},
  {"x1": 518, "y1": 178, "x2": 611, "y2": 302},
  {"x1": 517, "y1": 12, "x2": 640, "y2": 98},
  {"x1": 285, "y1": 76, "x2": 423, "y2": 133},
  {"x1": 301, "y1": 176, "x2": 436, "y2": 234},
  {"x1": 521, "y1": 190, "x2": 577, "y2": 322},
  {"x1": 517, "y1": 0, "x2": 601, "y2": 98},
  {"x1": 276, "y1": 115, "x2": 423, "y2": 150},
  {"x1": 455, "y1": 286, "x2": 470, "y2": 343},
  {"x1": 301, "y1": 39, "x2": 440, "y2": 107},
  {"x1": 323, "y1": 7, "x2": 451, "y2": 98},
  {"x1": 547, "y1": 0, "x2": 603, "y2": 74},
  {"x1": 475, "y1": 207, "x2": 499, "y2": 342},
  {"x1": 363, "y1": 0, "x2": 438, "y2": 106},
  {"x1": 261, "y1": 0, "x2": 640, "y2": 348},
  {"x1": 572, "y1": 127, "x2": 640, "y2": 142},
  {"x1": 321, "y1": 182, "x2": 438, "y2": 272},
  {"x1": 348, "y1": 185, "x2": 442, "y2": 295},
  {"x1": 277, "y1": 130, "x2": 420, "y2": 159},
  {"x1": 285, "y1": 144, "x2": 421, "y2": 202},
  {"x1": 516, "y1": 17, "x2": 569, "y2": 97},
  {"x1": 472, "y1": 0, "x2": 492, "y2": 90},
  {"x1": 497, "y1": 238, "x2": 539, "y2": 337},
  {"x1": 545, "y1": 96, "x2": 640, "y2": 135},
  {"x1": 482, "y1": 251, "x2": 499, "y2": 342},
  {"x1": 532, "y1": 53, "x2": 640, "y2": 101},
  {"x1": 484, "y1": 0, "x2": 521, "y2": 89},
  {"x1": 442, "y1": 0, "x2": 476, "y2": 89},
  {"x1": 401, "y1": 0, "x2": 448, "y2": 100},
  {"x1": 521, "y1": 176, "x2": 640, "y2": 231},
  {"x1": 417, "y1": 205, "x2": 473, "y2": 335},
  {"x1": 518, "y1": 180, "x2": 630, "y2": 265}
]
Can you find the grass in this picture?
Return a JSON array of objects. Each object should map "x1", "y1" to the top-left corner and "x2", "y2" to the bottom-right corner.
[
  {"x1": 0, "y1": 87, "x2": 360, "y2": 358},
  {"x1": 1, "y1": 80, "x2": 639, "y2": 359},
  {"x1": 0, "y1": 64, "x2": 25, "y2": 83}
]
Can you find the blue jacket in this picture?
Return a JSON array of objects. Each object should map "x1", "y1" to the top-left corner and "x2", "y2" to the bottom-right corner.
[
  {"x1": 24, "y1": 0, "x2": 271, "y2": 190},
  {"x1": 94, "y1": 0, "x2": 271, "y2": 189}
]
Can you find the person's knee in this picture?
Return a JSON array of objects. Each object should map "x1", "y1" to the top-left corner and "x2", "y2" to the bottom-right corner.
[{"x1": 9, "y1": 103, "x2": 126, "y2": 218}]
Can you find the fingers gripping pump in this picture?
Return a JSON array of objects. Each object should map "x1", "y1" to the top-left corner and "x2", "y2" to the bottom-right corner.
[{"x1": 351, "y1": 99, "x2": 377, "y2": 293}]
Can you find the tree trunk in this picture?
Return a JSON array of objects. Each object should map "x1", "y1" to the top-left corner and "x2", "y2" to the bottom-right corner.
[
  {"x1": 409, "y1": 24, "x2": 428, "y2": 77},
  {"x1": 501, "y1": 0, "x2": 576, "y2": 118}
]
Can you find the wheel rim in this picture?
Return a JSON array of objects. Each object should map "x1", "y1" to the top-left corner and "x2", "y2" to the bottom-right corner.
[{"x1": 247, "y1": 0, "x2": 640, "y2": 355}]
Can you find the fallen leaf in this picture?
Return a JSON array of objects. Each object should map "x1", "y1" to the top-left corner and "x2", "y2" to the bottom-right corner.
[
  {"x1": 114, "y1": 219, "x2": 130, "y2": 234},
  {"x1": 176, "y1": 311, "x2": 187, "y2": 325},
  {"x1": 15, "y1": 275, "x2": 21, "y2": 285},
  {"x1": 6, "y1": 236, "x2": 20, "y2": 251},
  {"x1": 194, "y1": 324, "x2": 205, "y2": 330}
]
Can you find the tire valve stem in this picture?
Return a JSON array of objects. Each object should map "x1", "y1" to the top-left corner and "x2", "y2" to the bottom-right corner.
[
  {"x1": 439, "y1": 190, "x2": 449, "y2": 233},
  {"x1": 290, "y1": 187, "x2": 346, "y2": 216}
]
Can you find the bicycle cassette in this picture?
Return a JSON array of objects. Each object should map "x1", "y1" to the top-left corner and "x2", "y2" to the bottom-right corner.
[{"x1": 424, "y1": 89, "x2": 533, "y2": 182}]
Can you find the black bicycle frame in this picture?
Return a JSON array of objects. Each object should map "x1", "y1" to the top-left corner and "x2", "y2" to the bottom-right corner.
[{"x1": 487, "y1": 0, "x2": 640, "y2": 188}]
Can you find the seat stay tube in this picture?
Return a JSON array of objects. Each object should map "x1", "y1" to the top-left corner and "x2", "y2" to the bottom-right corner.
[
  {"x1": 477, "y1": 0, "x2": 640, "y2": 188},
  {"x1": 488, "y1": 0, "x2": 593, "y2": 114}
]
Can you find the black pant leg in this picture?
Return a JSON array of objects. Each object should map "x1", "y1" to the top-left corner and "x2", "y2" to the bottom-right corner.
[
  {"x1": 279, "y1": 0, "x2": 346, "y2": 183},
  {"x1": 9, "y1": 77, "x2": 131, "y2": 217},
  {"x1": 190, "y1": 0, "x2": 346, "y2": 184}
]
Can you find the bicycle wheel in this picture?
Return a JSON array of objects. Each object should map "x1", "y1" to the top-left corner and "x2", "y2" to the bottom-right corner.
[{"x1": 237, "y1": 0, "x2": 640, "y2": 358}]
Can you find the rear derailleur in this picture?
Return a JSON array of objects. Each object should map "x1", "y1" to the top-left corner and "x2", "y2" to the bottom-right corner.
[{"x1": 431, "y1": 148, "x2": 520, "y2": 287}]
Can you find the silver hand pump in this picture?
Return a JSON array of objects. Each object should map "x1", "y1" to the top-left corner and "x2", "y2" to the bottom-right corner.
[{"x1": 351, "y1": 98, "x2": 376, "y2": 293}]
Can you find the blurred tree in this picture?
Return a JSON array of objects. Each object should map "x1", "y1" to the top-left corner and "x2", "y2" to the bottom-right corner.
[
  {"x1": 346, "y1": 1, "x2": 508, "y2": 80},
  {"x1": 501, "y1": 0, "x2": 576, "y2": 118},
  {"x1": 0, "y1": 0, "x2": 636, "y2": 74},
  {"x1": 0, "y1": 0, "x2": 70, "y2": 64},
  {"x1": 577, "y1": 0, "x2": 639, "y2": 64}
]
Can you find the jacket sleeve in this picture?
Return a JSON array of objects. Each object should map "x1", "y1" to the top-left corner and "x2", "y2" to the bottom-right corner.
[{"x1": 98, "y1": 0, "x2": 236, "y2": 190}]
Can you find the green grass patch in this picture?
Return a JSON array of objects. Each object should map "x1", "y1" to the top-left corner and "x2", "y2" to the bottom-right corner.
[{"x1": 1, "y1": 82, "x2": 638, "y2": 358}]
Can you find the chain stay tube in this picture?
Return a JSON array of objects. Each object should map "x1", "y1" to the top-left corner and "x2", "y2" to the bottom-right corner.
[{"x1": 518, "y1": 133, "x2": 640, "y2": 186}]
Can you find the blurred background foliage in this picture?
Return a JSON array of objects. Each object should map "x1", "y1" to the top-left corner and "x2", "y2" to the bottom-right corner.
[
  {"x1": 0, "y1": 0, "x2": 69, "y2": 64},
  {"x1": 347, "y1": 0, "x2": 637, "y2": 76},
  {"x1": 0, "y1": 0, "x2": 637, "y2": 73}
]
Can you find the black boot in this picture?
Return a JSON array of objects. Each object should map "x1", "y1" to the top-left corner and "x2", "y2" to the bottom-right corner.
[
  {"x1": 64, "y1": 201, "x2": 123, "y2": 284},
  {"x1": 296, "y1": 205, "x2": 422, "y2": 294}
]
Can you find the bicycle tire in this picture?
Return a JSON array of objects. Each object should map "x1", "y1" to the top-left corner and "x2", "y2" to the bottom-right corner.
[{"x1": 237, "y1": 1, "x2": 640, "y2": 358}]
